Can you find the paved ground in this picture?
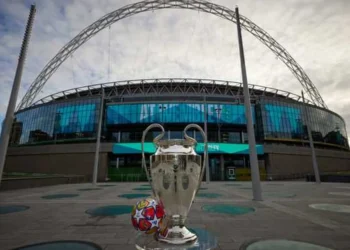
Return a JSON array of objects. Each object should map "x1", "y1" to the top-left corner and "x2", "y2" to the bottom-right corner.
[{"x1": 1, "y1": 181, "x2": 350, "y2": 250}]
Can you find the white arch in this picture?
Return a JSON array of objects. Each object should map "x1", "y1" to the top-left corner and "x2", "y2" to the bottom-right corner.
[{"x1": 18, "y1": 0, "x2": 327, "y2": 110}]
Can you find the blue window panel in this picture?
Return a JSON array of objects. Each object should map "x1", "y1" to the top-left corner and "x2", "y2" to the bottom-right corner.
[
  {"x1": 263, "y1": 104, "x2": 301, "y2": 133},
  {"x1": 56, "y1": 103, "x2": 97, "y2": 133},
  {"x1": 106, "y1": 103, "x2": 256, "y2": 125},
  {"x1": 13, "y1": 99, "x2": 100, "y2": 145}
]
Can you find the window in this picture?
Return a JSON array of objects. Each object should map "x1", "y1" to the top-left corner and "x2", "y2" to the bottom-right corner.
[
  {"x1": 12, "y1": 98, "x2": 100, "y2": 145},
  {"x1": 258, "y1": 99, "x2": 348, "y2": 148}
]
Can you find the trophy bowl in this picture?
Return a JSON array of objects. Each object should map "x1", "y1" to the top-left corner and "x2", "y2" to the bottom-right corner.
[{"x1": 142, "y1": 124, "x2": 208, "y2": 245}]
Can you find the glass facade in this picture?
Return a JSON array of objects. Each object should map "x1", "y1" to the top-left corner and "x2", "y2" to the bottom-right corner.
[
  {"x1": 260, "y1": 99, "x2": 348, "y2": 147},
  {"x1": 106, "y1": 103, "x2": 255, "y2": 125},
  {"x1": 11, "y1": 97, "x2": 348, "y2": 149},
  {"x1": 260, "y1": 101, "x2": 303, "y2": 139},
  {"x1": 12, "y1": 98, "x2": 100, "y2": 145}
]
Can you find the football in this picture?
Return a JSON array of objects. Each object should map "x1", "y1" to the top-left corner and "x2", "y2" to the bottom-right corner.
[{"x1": 131, "y1": 198, "x2": 166, "y2": 234}]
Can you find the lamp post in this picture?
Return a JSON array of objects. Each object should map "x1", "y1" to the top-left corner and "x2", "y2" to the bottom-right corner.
[
  {"x1": 301, "y1": 91, "x2": 320, "y2": 184},
  {"x1": 159, "y1": 104, "x2": 166, "y2": 125},
  {"x1": 236, "y1": 6, "x2": 262, "y2": 200},
  {"x1": 215, "y1": 107, "x2": 222, "y2": 142},
  {"x1": 53, "y1": 112, "x2": 62, "y2": 144},
  {"x1": 203, "y1": 95, "x2": 210, "y2": 183},
  {"x1": 92, "y1": 88, "x2": 105, "y2": 185},
  {"x1": 116, "y1": 131, "x2": 121, "y2": 169},
  {"x1": 215, "y1": 107, "x2": 224, "y2": 181},
  {"x1": 0, "y1": 5, "x2": 36, "y2": 186},
  {"x1": 159, "y1": 104, "x2": 167, "y2": 139}
]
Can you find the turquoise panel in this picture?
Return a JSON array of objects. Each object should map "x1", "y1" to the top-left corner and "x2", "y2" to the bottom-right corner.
[
  {"x1": 112, "y1": 143, "x2": 264, "y2": 155},
  {"x1": 106, "y1": 103, "x2": 255, "y2": 125}
]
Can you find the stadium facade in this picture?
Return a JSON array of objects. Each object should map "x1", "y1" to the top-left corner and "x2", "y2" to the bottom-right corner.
[{"x1": 5, "y1": 78, "x2": 350, "y2": 181}]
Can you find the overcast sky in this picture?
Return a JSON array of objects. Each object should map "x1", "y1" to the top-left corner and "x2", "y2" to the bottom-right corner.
[{"x1": 0, "y1": 0, "x2": 349, "y2": 137}]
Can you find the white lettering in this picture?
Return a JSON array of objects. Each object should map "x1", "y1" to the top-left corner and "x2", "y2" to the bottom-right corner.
[
  {"x1": 207, "y1": 104, "x2": 214, "y2": 118},
  {"x1": 208, "y1": 144, "x2": 220, "y2": 151},
  {"x1": 140, "y1": 104, "x2": 156, "y2": 121},
  {"x1": 192, "y1": 104, "x2": 201, "y2": 111},
  {"x1": 140, "y1": 104, "x2": 148, "y2": 121},
  {"x1": 149, "y1": 104, "x2": 156, "y2": 121},
  {"x1": 168, "y1": 103, "x2": 177, "y2": 109}
]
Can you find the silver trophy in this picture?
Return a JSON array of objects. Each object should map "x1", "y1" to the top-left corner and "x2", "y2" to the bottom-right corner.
[{"x1": 141, "y1": 124, "x2": 208, "y2": 245}]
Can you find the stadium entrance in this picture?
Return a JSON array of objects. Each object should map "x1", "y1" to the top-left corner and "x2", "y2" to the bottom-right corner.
[{"x1": 108, "y1": 143, "x2": 265, "y2": 181}]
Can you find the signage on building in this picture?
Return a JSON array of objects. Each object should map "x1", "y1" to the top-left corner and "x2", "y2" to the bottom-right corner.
[{"x1": 112, "y1": 142, "x2": 264, "y2": 155}]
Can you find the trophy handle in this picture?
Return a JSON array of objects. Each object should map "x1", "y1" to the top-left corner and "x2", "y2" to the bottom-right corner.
[
  {"x1": 141, "y1": 123, "x2": 165, "y2": 186},
  {"x1": 183, "y1": 124, "x2": 208, "y2": 194}
]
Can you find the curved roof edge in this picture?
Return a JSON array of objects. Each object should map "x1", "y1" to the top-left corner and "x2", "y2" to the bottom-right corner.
[{"x1": 29, "y1": 78, "x2": 313, "y2": 107}]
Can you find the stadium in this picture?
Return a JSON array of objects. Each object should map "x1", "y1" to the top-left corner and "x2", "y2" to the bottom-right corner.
[
  {"x1": 5, "y1": 78, "x2": 350, "y2": 182},
  {"x1": 4, "y1": 1, "x2": 350, "y2": 182}
]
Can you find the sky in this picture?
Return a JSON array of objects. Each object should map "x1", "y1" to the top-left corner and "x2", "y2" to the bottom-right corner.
[{"x1": 0, "y1": 0, "x2": 349, "y2": 137}]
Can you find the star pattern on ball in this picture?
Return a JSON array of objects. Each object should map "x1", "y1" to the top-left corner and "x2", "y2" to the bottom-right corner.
[
  {"x1": 150, "y1": 216, "x2": 161, "y2": 227},
  {"x1": 149, "y1": 200, "x2": 156, "y2": 207},
  {"x1": 134, "y1": 207, "x2": 145, "y2": 224}
]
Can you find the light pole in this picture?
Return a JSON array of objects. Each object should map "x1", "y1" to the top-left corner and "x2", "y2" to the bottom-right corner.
[
  {"x1": 203, "y1": 95, "x2": 210, "y2": 183},
  {"x1": 116, "y1": 131, "x2": 121, "y2": 169},
  {"x1": 215, "y1": 107, "x2": 222, "y2": 142},
  {"x1": 236, "y1": 6, "x2": 262, "y2": 200},
  {"x1": 159, "y1": 104, "x2": 167, "y2": 139},
  {"x1": 159, "y1": 104, "x2": 166, "y2": 125},
  {"x1": 215, "y1": 107, "x2": 224, "y2": 181},
  {"x1": 92, "y1": 88, "x2": 105, "y2": 185},
  {"x1": 53, "y1": 112, "x2": 62, "y2": 144},
  {"x1": 301, "y1": 91, "x2": 320, "y2": 183},
  {"x1": 0, "y1": 5, "x2": 36, "y2": 186}
]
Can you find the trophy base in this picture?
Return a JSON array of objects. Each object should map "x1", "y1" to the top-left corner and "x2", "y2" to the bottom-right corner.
[
  {"x1": 135, "y1": 228, "x2": 217, "y2": 250},
  {"x1": 157, "y1": 226, "x2": 197, "y2": 245}
]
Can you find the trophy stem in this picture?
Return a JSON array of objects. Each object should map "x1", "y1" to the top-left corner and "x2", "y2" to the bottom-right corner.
[
  {"x1": 157, "y1": 226, "x2": 197, "y2": 245},
  {"x1": 156, "y1": 215, "x2": 197, "y2": 244}
]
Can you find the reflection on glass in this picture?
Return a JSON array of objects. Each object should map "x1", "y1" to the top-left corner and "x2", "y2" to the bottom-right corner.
[
  {"x1": 13, "y1": 98, "x2": 100, "y2": 145},
  {"x1": 169, "y1": 131, "x2": 183, "y2": 139},
  {"x1": 227, "y1": 132, "x2": 241, "y2": 143},
  {"x1": 260, "y1": 100, "x2": 348, "y2": 148},
  {"x1": 106, "y1": 103, "x2": 255, "y2": 125},
  {"x1": 11, "y1": 99, "x2": 348, "y2": 148}
]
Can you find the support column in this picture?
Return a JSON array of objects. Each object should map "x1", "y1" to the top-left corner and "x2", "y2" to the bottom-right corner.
[
  {"x1": 236, "y1": 6, "x2": 262, "y2": 201},
  {"x1": 116, "y1": 131, "x2": 121, "y2": 169},
  {"x1": 204, "y1": 96, "x2": 210, "y2": 183},
  {"x1": 220, "y1": 154, "x2": 225, "y2": 181},
  {"x1": 92, "y1": 88, "x2": 105, "y2": 184},
  {"x1": 215, "y1": 105, "x2": 223, "y2": 182},
  {"x1": 302, "y1": 91, "x2": 320, "y2": 183},
  {"x1": 0, "y1": 5, "x2": 36, "y2": 186}
]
